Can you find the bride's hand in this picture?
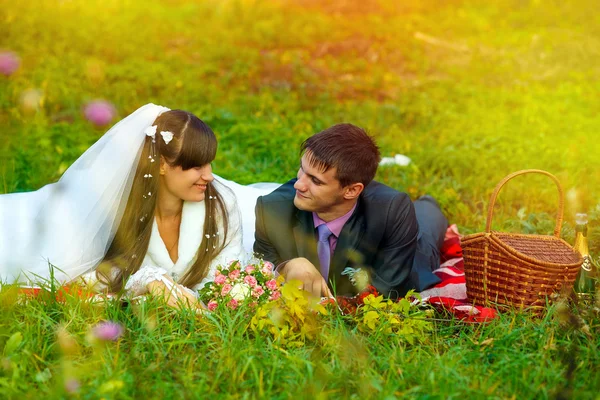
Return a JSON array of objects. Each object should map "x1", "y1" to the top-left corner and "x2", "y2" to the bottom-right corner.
[{"x1": 146, "y1": 275, "x2": 202, "y2": 310}]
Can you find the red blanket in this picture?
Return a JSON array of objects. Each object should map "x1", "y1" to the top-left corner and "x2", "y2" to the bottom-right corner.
[{"x1": 334, "y1": 225, "x2": 498, "y2": 322}]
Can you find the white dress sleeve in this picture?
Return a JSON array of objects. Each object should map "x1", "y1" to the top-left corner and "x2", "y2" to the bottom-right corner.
[
  {"x1": 193, "y1": 182, "x2": 244, "y2": 291},
  {"x1": 212, "y1": 175, "x2": 280, "y2": 254},
  {"x1": 125, "y1": 265, "x2": 199, "y2": 299},
  {"x1": 124, "y1": 265, "x2": 169, "y2": 296},
  {"x1": 79, "y1": 265, "x2": 171, "y2": 297}
]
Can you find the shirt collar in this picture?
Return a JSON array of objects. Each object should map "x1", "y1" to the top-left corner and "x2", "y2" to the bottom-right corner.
[{"x1": 312, "y1": 202, "x2": 357, "y2": 238}]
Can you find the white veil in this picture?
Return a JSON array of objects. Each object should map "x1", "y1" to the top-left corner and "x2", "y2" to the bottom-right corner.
[{"x1": 0, "y1": 103, "x2": 170, "y2": 285}]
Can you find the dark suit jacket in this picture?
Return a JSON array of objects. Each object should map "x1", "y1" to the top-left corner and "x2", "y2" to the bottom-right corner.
[{"x1": 253, "y1": 179, "x2": 419, "y2": 298}]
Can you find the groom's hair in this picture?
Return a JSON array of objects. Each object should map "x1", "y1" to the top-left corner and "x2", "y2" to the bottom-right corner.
[{"x1": 301, "y1": 123, "x2": 381, "y2": 187}]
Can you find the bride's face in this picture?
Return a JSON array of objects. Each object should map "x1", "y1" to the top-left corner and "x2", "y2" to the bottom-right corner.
[{"x1": 160, "y1": 162, "x2": 214, "y2": 202}]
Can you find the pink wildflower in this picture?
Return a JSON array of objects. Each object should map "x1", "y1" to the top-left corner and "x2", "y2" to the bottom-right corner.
[
  {"x1": 227, "y1": 299, "x2": 239, "y2": 309},
  {"x1": 0, "y1": 51, "x2": 20, "y2": 76},
  {"x1": 207, "y1": 300, "x2": 218, "y2": 311},
  {"x1": 228, "y1": 269, "x2": 241, "y2": 280},
  {"x1": 244, "y1": 275, "x2": 258, "y2": 287},
  {"x1": 252, "y1": 286, "x2": 265, "y2": 297},
  {"x1": 92, "y1": 321, "x2": 123, "y2": 341},
  {"x1": 214, "y1": 274, "x2": 227, "y2": 285},
  {"x1": 221, "y1": 284, "x2": 232, "y2": 296},
  {"x1": 244, "y1": 265, "x2": 255, "y2": 274},
  {"x1": 65, "y1": 378, "x2": 81, "y2": 393},
  {"x1": 269, "y1": 291, "x2": 281, "y2": 301},
  {"x1": 83, "y1": 100, "x2": 116, "y2": 126},
  {"x1": 265, "y1": 279, "x2": 278, "y2": 290}
]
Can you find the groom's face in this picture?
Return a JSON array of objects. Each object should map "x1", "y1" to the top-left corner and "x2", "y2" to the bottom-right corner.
[{"x1": 293, "y1": 153, "x2": 346, "y2": 215}]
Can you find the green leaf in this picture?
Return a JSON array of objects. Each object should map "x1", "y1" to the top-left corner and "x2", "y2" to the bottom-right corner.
[
  {"x1": 99, "y1": 379, "x2": 125, "y2": 393},
  {"x1": 35, "y1": 368, "x2": 52, "y2": 383},
  {"x1": 3, "y1": 332, "x2": 23, "y2": 356}
]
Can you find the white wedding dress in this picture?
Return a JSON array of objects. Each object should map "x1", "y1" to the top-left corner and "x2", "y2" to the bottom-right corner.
[
  {"x1": 0, "y1": 103, "x2": 280, "y2": 293},
  {"x1": 116, "y1": 177, "x2": 279, "y2": 295},
  {"x1": 216, "y1": 176, "x2": 280, "y2": 254}
]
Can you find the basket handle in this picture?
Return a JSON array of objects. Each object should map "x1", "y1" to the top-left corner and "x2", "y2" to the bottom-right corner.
[{"x1": 485, "y1": 169, "x2": 564, "y2": 237}]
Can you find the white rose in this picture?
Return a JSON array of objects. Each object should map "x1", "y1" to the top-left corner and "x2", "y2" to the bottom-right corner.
[{"x1": 229, "y1": 283, "x2": 251, "y2": 301}]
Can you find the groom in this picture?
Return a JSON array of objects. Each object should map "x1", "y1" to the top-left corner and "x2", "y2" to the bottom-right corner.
[{"x1": 253, "y1": 123, "x2": 448, "y2": 299}]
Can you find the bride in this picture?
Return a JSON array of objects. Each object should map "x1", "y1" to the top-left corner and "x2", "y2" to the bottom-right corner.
[{"x1": 0, "y1": 104, "x2": 277, "y2": 308}]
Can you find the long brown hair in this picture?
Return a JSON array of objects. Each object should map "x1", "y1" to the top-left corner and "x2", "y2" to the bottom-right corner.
[{"x1": 97, "y1": 110, "x2": 230, "y2": 292}]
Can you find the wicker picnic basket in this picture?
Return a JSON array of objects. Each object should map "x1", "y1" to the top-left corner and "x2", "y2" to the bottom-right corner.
[{"x1": 462, "y1": 169, "x2": 583, "y2": 308}]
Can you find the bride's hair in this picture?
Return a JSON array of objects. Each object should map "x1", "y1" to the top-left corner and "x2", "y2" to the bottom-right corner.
[{"x1": 97, "y1": 110, "x2": 230, "y2": 292}]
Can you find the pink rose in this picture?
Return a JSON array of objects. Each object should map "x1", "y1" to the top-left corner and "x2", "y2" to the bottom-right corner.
[
  {"x1": 269, "y1": 291, "x2": 281, "y2": 301},
  {"x1": 207, "y1": 300, "x2": 218, "y2": 311},
  {"x1": 252, "y1": 286, "x2": 265, "y2": 297},
  {"x1": 227, "y1": 299, "x2": 239, "y2": 309},
  {"x1": 214, "y1": 274, "x2": 227, "y2": 285},
  {"x1": 244, "y1": 275, "x2": 258, "y2": 287},
  {"x1": 265, "y1": 279, "x2": 278, "y2": 291},
  {"x1": 83, "y1": 100, "x2": 116, "y2": 126},
  {"x1": 221, "y1": 284, "x2": 232, "y2": 296},
  {"x1": 244, "y1": 265, "x2": 255, "y2": 274},
  {"x1": 228, "y1": 269, "x2": 241, "y2": 280},
  {"x1": 264, "y1": 261, "x2": 274, "y2": 271},
  {"x1": 261, "y1": 266, "x2": 274, "y2": 276}
]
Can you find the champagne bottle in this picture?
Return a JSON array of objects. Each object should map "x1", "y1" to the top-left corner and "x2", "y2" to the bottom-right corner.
[{"x1": 573, "y1": 213, "x2": 595, "y2": 298}]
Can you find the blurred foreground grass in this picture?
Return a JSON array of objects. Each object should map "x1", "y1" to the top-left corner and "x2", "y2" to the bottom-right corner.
[{"x1": 0, "y1": 286, "x2": 599, "y2": 399}]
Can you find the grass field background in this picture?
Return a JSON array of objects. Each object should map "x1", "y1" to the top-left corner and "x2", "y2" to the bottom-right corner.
[{"x1": 1, "y1": 0, "x2": 599, "y2": 398}]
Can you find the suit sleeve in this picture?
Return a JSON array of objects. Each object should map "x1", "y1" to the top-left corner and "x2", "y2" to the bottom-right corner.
[
  {"x1": 370, "y1": 193, "x2": 419, "y2": 299},
  {"x1": 253, "y1": 196, "x2": 283, "y2": 266}
]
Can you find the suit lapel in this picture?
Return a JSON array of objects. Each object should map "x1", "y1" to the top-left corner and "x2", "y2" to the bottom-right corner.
[
  {"x1": 331, "y1": 211, "x2": 366, "y2": 275},
  {"x1": 292, "y1": 201, "x2": 366, "y2": 293},
  {"x1": 293, "y1": 209, "x2": 319, "y2": 267}
]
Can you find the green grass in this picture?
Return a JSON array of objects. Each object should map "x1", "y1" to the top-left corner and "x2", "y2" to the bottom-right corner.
[
  {"x1": 1, "y1": 0, "x2": 599, "y2": 398},
  {"x1": 1, "y1": 286, "x2": 598, "y2": 399}
]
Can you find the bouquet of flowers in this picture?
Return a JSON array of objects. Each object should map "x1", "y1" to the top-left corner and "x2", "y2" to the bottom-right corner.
[{"x1": 198, "y1": 259, "x2": 282, "y2": 311}]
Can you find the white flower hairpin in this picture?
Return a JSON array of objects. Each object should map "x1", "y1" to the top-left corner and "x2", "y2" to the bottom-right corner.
[
  {"x1": 160, "y1": 131, "x2": 173, "y2": 144},
  {"x1": 144, "y1": 125, "x2": 174, "y2": 145},
  {"x1": 144, "y1": 125, "x2": 158, "y2": 142}
]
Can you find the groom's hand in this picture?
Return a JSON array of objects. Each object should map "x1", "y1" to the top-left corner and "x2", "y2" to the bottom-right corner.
[{"x1": 280, "y1": 257, "x2": 333, "y2": 299}]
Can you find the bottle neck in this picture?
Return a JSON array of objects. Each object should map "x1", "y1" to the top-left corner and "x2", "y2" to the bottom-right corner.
[
  {"x1": 575, "y1": 223, "x2": 588, "y2": 236},
  {"x1": 574, "y1": 227, "x2": 589, "y2": 258}
]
